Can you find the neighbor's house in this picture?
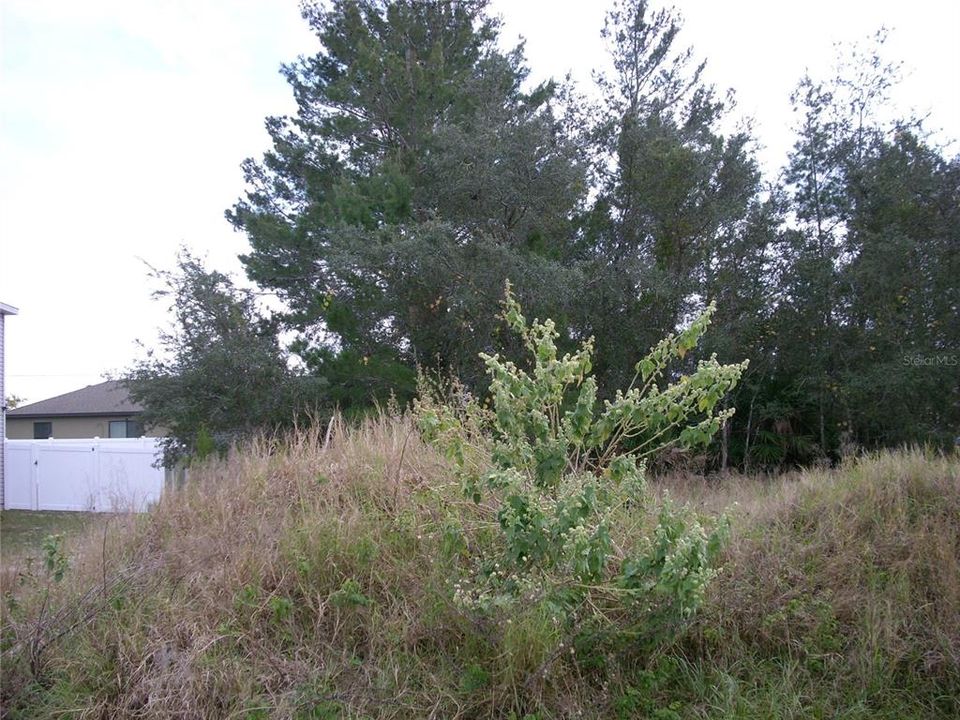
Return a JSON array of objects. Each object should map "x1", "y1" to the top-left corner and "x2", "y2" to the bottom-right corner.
[
  {"x1": 6, "y1": 380, "x2": 150, "y2": 440},
  {"x1": 1, "y1": 301, "x2": 20, "y2": 507}
]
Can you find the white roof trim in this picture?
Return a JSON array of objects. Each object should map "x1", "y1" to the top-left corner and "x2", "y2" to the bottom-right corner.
[{"x1": 0, "y1": 302, "x2": 19, "y2": 315}]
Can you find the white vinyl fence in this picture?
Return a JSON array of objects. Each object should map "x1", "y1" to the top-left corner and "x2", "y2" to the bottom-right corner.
[{"x1": 4, "y1": 438, "x2": 164, "y2": 512}]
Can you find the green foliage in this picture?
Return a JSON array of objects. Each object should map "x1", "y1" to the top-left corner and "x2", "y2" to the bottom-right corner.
[
  {"x1": 41, "y1": 534, "x2": 68, "y2": 583},
  {"x1": 583, "y1": 0, "x2": 766, "y2": 399},
  {"x1": 459, "y1": 663, "x2": 491, "y2": 692},
  {"x1": 329, "y1": 578, "x2": 371, "y2": 609},
  {"x1": 221, "y1": 0, "x2": 957, "y2": 466},
  {"x1": 763, "y1": 30, "x2": 960, "y2": 461},
  {"x1": 230, "y1": 0, "x2": 587, "y2": 397},
  {"x1": 122, "y1": 250, "x2": 329, "y2": 466},
  {"x1": 268, "y1": 596, "x2": 294, "y2": 624},
  {"x1": 194, "y1": 425, "x2": 216, "y2": 462},
  {"x1": 620, "y1": 499, "x2": 730, "y2": 619},
  {"x1": 233, "y1": 583, "x2": 260, "y2": 615},
  {"x1": 418, "y1": 286, "x2": 743, "y2": 634}
]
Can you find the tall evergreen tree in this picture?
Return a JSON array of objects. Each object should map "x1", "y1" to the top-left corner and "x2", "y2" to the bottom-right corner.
[
  {"x1": 773, "y1": 30, "x2": 959, "y2": 458},
  {"x1": 840, "y1": 131, "x2": 960, "y2": 447},
  {"x1": 228, "y1": 0, "x2": 587, "y2": 402},
  {"x1": 701, "y1": 196, "x2": 784, "y2": 469},
  {"x1": 218, "y1": 1, "x2": 957, "y2": 466},
  {"x1": 584, "y1": 0, "x2": 766, "y2": 395}
]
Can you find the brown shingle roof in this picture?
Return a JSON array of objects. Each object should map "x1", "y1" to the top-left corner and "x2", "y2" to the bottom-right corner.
[{"x1": 7, "y1": 381, "x2": 142, "y2": 418}]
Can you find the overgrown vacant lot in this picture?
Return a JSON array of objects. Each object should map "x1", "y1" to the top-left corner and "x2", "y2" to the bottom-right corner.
[{"x1": 1, "y1": 418, "x2": 957, "y2": 718}]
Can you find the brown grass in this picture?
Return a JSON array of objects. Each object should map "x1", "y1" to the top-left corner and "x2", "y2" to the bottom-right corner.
[
  {"x1": 667, "y1": 449, "x2": 960, "y2": 716},
  {"x1": 2, "y1": 418, "x2": 957, "y2": 719}
]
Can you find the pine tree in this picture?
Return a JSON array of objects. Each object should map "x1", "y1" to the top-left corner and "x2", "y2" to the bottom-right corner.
[
  {"x1": 584, "y1": 0, "x2": 766, "y2": 396},
  {"x1": 228, "y1": 0, "x2": 587, "y2": 402}
]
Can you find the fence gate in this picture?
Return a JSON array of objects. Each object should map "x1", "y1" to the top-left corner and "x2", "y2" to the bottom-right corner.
[{"x1": 3, "y1": 438, "x2": 164, "y2": 512}]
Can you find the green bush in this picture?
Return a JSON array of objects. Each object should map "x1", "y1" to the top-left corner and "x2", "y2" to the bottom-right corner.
[{"x1": 417, "y1": 284, "x2": 745, "y2": 643}]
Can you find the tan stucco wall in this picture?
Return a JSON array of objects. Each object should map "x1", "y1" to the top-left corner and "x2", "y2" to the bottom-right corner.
[{"x1": 5, "y1": 416, "x2": 158, "y2": 439}]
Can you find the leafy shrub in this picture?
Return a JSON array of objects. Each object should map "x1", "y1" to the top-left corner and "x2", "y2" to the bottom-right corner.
[{"x1": 417, "y1": 285, "x2": 746, "y2": 648}]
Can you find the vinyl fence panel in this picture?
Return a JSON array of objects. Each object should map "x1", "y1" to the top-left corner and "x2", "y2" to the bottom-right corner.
[
  {"x1": 36, "y1": 443, "x2": 98, "y2": 511},
  {"x1": 3, "y1": 438, "x2": 164, "y2": 512},
  {"x1": 3, "y1": 443, "x2": 34, "y2": 510},
  {"x1": 97, "y1": 440, "x2": 165, "y2": 511}
]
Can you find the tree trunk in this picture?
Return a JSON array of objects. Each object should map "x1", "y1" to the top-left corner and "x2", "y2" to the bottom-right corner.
[
  {"x1": 819, "y1": 395, "x2": 827, "y2": 459},
  {"x1": 744, "y1": 393, "x2": 757, "y2": 474},
  {"x1": 720, "y1": 407, "x2": 730, "y2": 472}
]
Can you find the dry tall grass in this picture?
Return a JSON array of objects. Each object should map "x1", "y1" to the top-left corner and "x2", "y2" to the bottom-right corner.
[
  {"x1": 2, "y1": 417, "x2": 957, "y2": 719},
  {"x1": 663, "y1": 449, "x2": 960, "y2": 717}
]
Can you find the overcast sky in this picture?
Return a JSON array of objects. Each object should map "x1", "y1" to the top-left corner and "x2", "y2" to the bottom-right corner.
[{"x1": 2, "y1": 0, "x2": 958, "y2": 405}]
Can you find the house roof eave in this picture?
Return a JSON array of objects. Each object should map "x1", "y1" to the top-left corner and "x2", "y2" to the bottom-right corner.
[{"x1": 7, "y1": 411, "x2": 144, "y2": 420}]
